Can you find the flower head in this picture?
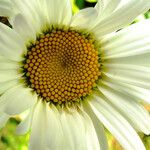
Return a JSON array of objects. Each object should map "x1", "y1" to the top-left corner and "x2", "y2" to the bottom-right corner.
[{"x1": 0, "y1": 0, "x2": 150, "y2": 150}]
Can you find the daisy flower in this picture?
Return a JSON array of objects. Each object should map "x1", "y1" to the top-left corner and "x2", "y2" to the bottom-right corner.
[{"x1": 0, "y1": 0, "x2": 150, "y2": 150}]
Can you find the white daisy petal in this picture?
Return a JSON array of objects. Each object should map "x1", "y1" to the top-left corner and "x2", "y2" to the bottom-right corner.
[
  {"x1": 103, "y1": 63, "x2": 150, "y2": 72},
  {"x1": 98, "y1": 81, "x2": 150, "y2": 134},
  {"x1": 29, "y1": 100, "x2": 47, "y2": 150},
  {"x1": 103, "y1": 66, "x2": 150, "y2": 89},
  {"x1": 103, "y1": 53, "x2": 150, "y2": 67},
  {"x1": 13, "y1": 14, "x2": 36, "y2": 43},
  {"x1": 0, "y1": 55, "x2": 19, "y2": 67},
  {"x1": 101, "y1": 19, "x2": 150, "y2": 59},
  {"x1": 61, "y1": 108, "x2": 100, "y2": 150},
  {"x1": 101, "y1": 75, "x2": 150, "y2": 104},
  {"x1": 83, "y1": 101, "x2": 108, "y2": 150},
  {"x1": 71, "y1": 0, "x2": 121, "y2": 30},
  {"x1": 89, "y1": 97, "x2": 146, "y2": 150},
  {"x1": 0, "y1": 70, "x2": 21, "y2": 82},
  {"x1": 64, "y1": 112, "x2": 87, "y2": 150},
  {"x1": 45, "y1": 0, "x2": 72, "y2": 26},
  {"x1": 92, "y1": 0, "x2": 150, "y2": 37},
  {"x1": 0, "y1": 62, "x2": 18, "y2": 70},
  {"x1": 81, "y1": 110, "x2": 101, "y2": 150},
  {"x1": 11, "y1": 0, "x2": 44, "y2": 31},
  {"x1": 61, "y1": 107, "x2": 101, "y2": 150},
  {"x1": 0, "y1": 0, "x2": 14, "y2": 17},
  {"x1": 30, "y1": 102, "x2": 68, "y2": 150},
  {"x1": 116, "y1": 84, "x2": 150, "y2": 104},
  {"x1": 0, "y1": 56, "x2": 19, "y2": 70},
  {"x1": 16, "y1": 107, "x2": 35, "y2": 135},
  {"x1": 0, "y1": 79, "x2": 18, "y2": 94},
  {"x1": 0, "y1": 85, "x2": 37, "y2": 115},
  {"x1": 62, "y1": 107, "x2": 101, "y2": 150},
  {"x1": 71, "y1": 8, "x2": 98, "y2": 29},
  {"x1": 0, "y1": 23, "x2": 25, "y2": 61},
  {"x1": 95, "y1": 0, "x2": 121, "y2": 19},
  {"x1": 60, "y1": 111, "x2": 75, "y2": 150},
  {"x1": 0, "y1": 113, "x2": 9, "y2": 129},
  {"x1": 62, "y1": 108, "x2": 101, "y2": 150},
  {"x1": 45, "y1": 104, "x2": 65, "y2": 150}
]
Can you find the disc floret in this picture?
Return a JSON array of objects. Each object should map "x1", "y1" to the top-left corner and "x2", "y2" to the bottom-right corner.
[{"x1": 23, "y1": 29, "x2": 100, "y2": 104}]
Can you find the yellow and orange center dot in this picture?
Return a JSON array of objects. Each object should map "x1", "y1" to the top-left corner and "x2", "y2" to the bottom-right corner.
[{"x1": 24, "y1": 30, "x2": 100, "y2": 103}]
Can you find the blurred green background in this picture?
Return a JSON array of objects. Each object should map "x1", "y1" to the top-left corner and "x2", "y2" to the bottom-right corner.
[{"x1": 0, "y1": 0, "x2": 150, "y2": 150}]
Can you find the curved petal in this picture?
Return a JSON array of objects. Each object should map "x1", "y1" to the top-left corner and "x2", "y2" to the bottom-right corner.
[
  {"x1": 60, "y1": 111, "x2": 75, "y2": 150},
  {"x1": 29, "y1": 101, "x2": 67, "y2": 150},
  {"x1": 11, "y1": 0, "x2": 45, "y2": 32},
  {"x1": 100, "y1": 75, "x2": 150, "y2": 104},
  {"x1": 0, "y1": 56, "x2": 19, "y2": 70},
  {"x1": 16, "y1": 107, "x2": 35, "y2": 135},
  {"x1": 83, "y1": 101, "x2": 108, "y2": 150},
  {"x1": 60, "y1": 108, "x2": 88, "y2": 150},
  {"x1": 100, "y1": 22, "x2": 150, "y2": 90},
  {"x1": 97, "y1": 81, "x2": 150, "y2": 134},
  {"x1": 89, "y1": 97, "x2": 146, "y2": 150},
  {"x1": 0, "y1": 22, "x2": 25, "y2": 61},
  {"x1": 13, "y1": 14, "x2": 36, "y2": 43},
  {"x1": 71, "y1": 0, "x2": 121, "y2": 30},
  {"x1": 0, "y1": 70, "x2": 21, "y2": 82},
  {"x1": 45, "y1": 0, "x2": 72, "y2": 26},
  {"x1": 0, "y1": 79, "x2": 18, "y2": 94},
  {"x1": 91, "y1": 0, "x2": 150, "y2": 37},
  {"x1": 102, "y1": 63, "x2": 150, "y2": 89},
  {"x1": 45, "y1": 104, "x2": 66, "y2": 150},
  {"x1": 60, "y1": 107, "x2": 100, "y2": 150},
  {"x1": 0, "y1": 0, "x2": 15, "y2": 17},
  {"x1": 103, "y1": 53, "x2": 150, "y2": 67},
  {"x1": 29, "y1": 100, "x2": 47, "y2": 150},
  {"x1": 118, "y1": 84, "x2": 150, "y2": 104},
  {"x1": 71, "y1": 8, "x2": 98, "y2": 29},
  {"x1": 81, "y1": 110, "x2": 100, "y2": 150},
  {"x1": 0, "y1": 84, "x2": 37, "y2": 115},
  {"x1": 95, "y1": 0, "x2": 121, "y2": 19},
  {"x1": 101, "y1": 19, "x2": 150, "y2": 59},
  {"x1": 0, "y1": 61, "x2": 19, "y2": 70},
  {"x1": 29, "y1": 100, "x2": 101, "y2": 150},
  {"x1": 0, "y1": 113, "x2": 9, "y2": 129}
]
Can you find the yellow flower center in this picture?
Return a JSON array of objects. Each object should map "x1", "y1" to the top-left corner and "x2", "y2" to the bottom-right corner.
[{"x1": 23, "y1": 30, "x2": 100, "y2": 104}]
